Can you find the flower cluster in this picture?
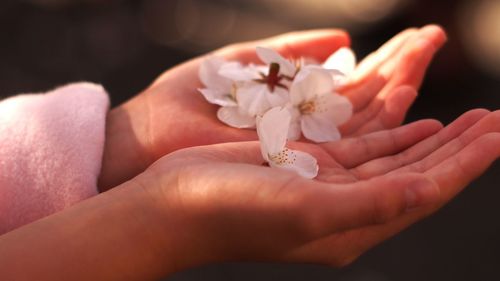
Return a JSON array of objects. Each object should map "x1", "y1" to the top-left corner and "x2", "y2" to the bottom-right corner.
[{"x1": 198, "y1": 47, "x2": 356, "y2": 178}]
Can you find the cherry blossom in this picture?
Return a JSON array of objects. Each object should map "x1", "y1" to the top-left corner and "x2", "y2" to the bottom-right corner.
[
  {"x1": 198, "y1": 46, "x2": 354, "y2": 145},
  {"x1": 198, "y1": 56, "x2": 256, "y2": 128},
  {"x1": 288, "y1": 66, "x2": 353, "y2": 142},
  {"x1": 257, "y1": 107, "x2": 318, "y2": 178}
]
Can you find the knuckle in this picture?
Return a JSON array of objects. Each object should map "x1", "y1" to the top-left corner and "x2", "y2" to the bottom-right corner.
[{"x1": 357, "y1": 136, "x2": 373, "y2": 158}]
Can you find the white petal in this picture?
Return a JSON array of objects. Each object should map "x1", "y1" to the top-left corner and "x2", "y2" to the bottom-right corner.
[
  {"x1": 256, "y1": 47, "x2": 296, "y2": 77},
  {"x1": 290, "y1": 67, "x2": 335, "y2": 104},
  {"x1": 198, "y1": 88, "x2": 237, "y2": 107},
  {"x1": 323, "y1": 47, "x2": 356, "y2": 76},
  {"x1": 301, "y1": 114, "x2": 342, "y2": 143},
  {"x1": 256, "y1": 107, "x2": 291, "y2": 158},
  {"x1": 217, "y1": 106, "x2": 256, "y2": 129},
  {"x1": 287, "y1": 120, "x2": 302, "y2": 141},
  {"x1": 237, "y1": 84, "x2": 272, "y2": 116},
  {"x1": 287, "y1": 107, "x2": 302, "y2": 141},
  {"x1": 269, "y1": 148, "x2": 318, "y2": 179},
  {"x1": 299, "y1": 92, "x2": 352, "y2": 143},
  {"x1": 329, "y1": 70, "x2": 348, "y2": 89},
  {"x1": 322, "y1": 67, "x2": 347, "y2": 89},
  {"x1": 199, "y1": 56, "x2": 232, "y2": 91},
  {"x1": 219, "y1": 62, "x2": 260, "y2": 81},
  {"x1": 324, "y1": 93, "x2": 353, "y2": 125},
  {"x1": 266, "y1": 87, "x2": 290, "y2": 107}
]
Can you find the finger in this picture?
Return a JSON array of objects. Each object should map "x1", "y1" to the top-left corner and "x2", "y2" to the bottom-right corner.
[
  {"x1": 377, "y1": 25, "x2": 447, "y2": 98},
  {"x1": 341, "y1": 26, "x2": 447, "y2": 135},
  {"x1": 351, "y1": 86, "x2": 418, "y2": 135},
  {"x1": 323, "y1": 119, "x2": 443, "y2": 169},
  {"x1": 340, "y1": 85, "x2": 418, "y2": 135},
  {"x1": 350, "y1": 28, "x2": 418, "y2": 83},
  {"x1": 343, "y1": 131, "x2": 500, "y2": 260},
  {"x1": 394, "y1": 109, "x2": 500, "y2": 175},
  {"x1": 353, "y1": 109, "x2": 490, "y2": 178},
  {"x1": 296, "y1": 173, "x2": 440, "y2": 240},
  {"x1": 425, "y1": 132, "x2": 500, "y2": 199},
  {"x1": 340, "y1": 28, "x2": 417, "y2": 111},
  {"x1": 285, "y1": 123, "x2": 499, "y2": 265},
  {"x1": 341, "y1": 25, "x2": 446, "y2": 112},
  {"x1": 216, "y1": 29, "x2": 351, "y2": 63}
]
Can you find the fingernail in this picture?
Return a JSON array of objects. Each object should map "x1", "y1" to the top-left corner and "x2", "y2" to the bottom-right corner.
[{"x1": 405, "y1": 179, "x2": 440, "y2": 210}]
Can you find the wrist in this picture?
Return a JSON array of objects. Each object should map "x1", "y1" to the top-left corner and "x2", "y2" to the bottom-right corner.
[
  {"x1": 98, "y1": 94, "x2": 153, "y2": 192},
  {"x1": 132, "y1": 168, "x2": 224, "y2": 271},
  {"x1": 0, "y1": 174, "x2": 183, "y2": 280}
]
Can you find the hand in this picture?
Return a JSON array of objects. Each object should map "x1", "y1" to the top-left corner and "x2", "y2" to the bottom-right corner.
[
  {"x1": 2, "y1": 110, "x2": 497, "y2": 281},
  {"x1": 98, "y1": 25, "x2": 447, "y2": 190},
  {"x1": 131, "y1": 109, "x2": 499, "y2": 269},
  {"x1": 287, "y1": 108, "x2": 499, "y2": 264}
]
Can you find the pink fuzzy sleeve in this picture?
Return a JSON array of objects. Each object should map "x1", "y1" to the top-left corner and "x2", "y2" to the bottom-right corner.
[{"x1": 0, "y1": 83, "x2": 110, "y2": 234}]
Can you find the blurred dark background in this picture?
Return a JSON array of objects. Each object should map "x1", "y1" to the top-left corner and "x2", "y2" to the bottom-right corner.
[{"x1": 1, "y1": 0, "x2": 498, "y2": 280}]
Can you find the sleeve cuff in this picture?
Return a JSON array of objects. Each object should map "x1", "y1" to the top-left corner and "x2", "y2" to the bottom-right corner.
[{"x1": 0, "y1": 82, "x2": 110, "y2": 234}]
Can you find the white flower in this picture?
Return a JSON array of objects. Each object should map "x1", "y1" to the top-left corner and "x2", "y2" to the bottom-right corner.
[
  {"x1": 198, "y1": 56, "x2": 237, "y2": 107},
  {"x1": 218, "y1": 47, "x2": 296, "y2": 117},
  {"x1": 198, "y1": 56, "x2": 256, "y2": 128},
  {"x1": 198, "y1": 47, "x2": 355, "y2": 138},
  {"x1": 288, "y1": 66, "x2": 353, "y2": 142},
  {"x1": 255, "y1": 46, "x2": 297, "y2": 78},
  {"x1": 257, "y1": 106, "x2": 319, "y2": 179}
]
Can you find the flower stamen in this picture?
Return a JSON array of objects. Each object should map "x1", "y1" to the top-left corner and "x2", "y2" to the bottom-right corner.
[
  {"x1": 230, "y1": 83, "x2": 238, "y2": 101},
  {"x1": 268, "y1": 148, "x2": 296, "y2": 165},
  {"x1": 299, "y1": 101, "x2": 316, "y2": 115},
  {"x1": 254, "y1": 63, "x2": 289, "y2": 92}
]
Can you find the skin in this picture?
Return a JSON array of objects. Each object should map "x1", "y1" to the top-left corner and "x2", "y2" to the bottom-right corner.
[
  {"x1": 0, "y1": 109, "x2": 499, "y2": 281},
  {"x1": 98, "y1": 25, "x2": 448, "y2": 190},
  {"x1": 5, "y1": 26, "x2": 496, "y2": 281}
]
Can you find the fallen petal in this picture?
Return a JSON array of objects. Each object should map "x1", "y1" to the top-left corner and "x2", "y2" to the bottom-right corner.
[
  {"x1": 256, "y1": 106, "x2": 291, "y2": 159},
  {"x1": 269, "y1": 148, "x2": 319, "y2": 179}
]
